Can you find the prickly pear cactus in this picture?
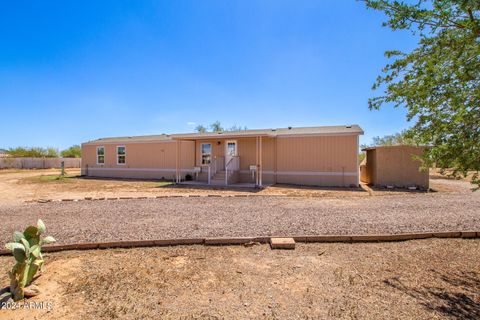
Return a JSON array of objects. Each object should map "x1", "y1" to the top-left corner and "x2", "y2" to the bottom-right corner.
[{"x1": 4, "y1": 219, "x2": 56, "y2": 301}]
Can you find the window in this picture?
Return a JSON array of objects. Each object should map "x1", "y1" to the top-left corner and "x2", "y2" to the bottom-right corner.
[
  {"x1": 226, "y1": 141, "x2": 237, "y2": 156},
  {"x1": 96, "y1": 146, "x2": 105, "y2": 164},
  {"x1": 201, "y1": 143, "x2": 211, "y2": 164},
  {"x1": 117, "y1": 146, "x2": 126, "y2": 165}
]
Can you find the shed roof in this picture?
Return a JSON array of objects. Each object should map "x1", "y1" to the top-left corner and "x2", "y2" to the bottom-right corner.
[{"x1": 83, "y1": 125, "x2": 364, "y2": 145}]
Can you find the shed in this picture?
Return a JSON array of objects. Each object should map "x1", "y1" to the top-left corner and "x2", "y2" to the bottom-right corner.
[{"x1": 360, "y1": 145, "x2": 429, "y2": 190}]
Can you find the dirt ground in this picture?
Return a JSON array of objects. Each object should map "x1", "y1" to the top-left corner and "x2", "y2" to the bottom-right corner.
[
  {"x1": 1, "y1": 239, "x2": 479, "y2": 319},
  {"x1": 0, "y1": 168, "x2": 469, "y2": 205}
]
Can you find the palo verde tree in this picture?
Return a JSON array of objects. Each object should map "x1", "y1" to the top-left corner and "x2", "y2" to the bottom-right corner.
[{"x1": 363, "y1": 0, "x2": 480, "y2": 189}]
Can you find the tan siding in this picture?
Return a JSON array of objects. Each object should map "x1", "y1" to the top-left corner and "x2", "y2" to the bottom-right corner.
[
  {"x1": 276, "y1": 136, "x2": 357, "y2": 172},
  {"x1": 81, "y1": 133, "x2": 361, "y2": 187},
  {"x1": 374, "y1": 146, "x2": 428, "y2": 188},
  {"x1": 81, "y1": 141, "x2": 194, "y2": 179}
]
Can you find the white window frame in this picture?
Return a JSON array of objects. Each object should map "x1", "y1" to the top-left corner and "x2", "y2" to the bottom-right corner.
[
  {"x1": 201, "y1": 143, "x2": 212, "y2": 165},
  {"x1": 96, "y1": 146, "x2": 105, "y2": 165},
  {"x1": 117, "y1": 146, "x2": 126, "y2": 165}
]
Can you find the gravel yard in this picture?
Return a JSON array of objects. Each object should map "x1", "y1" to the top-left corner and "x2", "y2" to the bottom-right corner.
[{"x1": 1, "y1": 187, "x2": 479, "y2": 245}]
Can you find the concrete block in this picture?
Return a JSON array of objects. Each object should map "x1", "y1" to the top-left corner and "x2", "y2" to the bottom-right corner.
[{"x1": 270, "y1": 237, "x2": 295, "y2": 249}]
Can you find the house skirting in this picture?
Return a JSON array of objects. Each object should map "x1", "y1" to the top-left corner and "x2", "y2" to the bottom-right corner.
[
  {"x1": 238, "y1": 170, "x2": 358, "y2": 187},
  {"x1": 82, "y1": 167, "x2": 191, "y2": 180}
]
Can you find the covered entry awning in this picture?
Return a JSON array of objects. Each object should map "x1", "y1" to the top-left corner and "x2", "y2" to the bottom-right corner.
[{"x1": 172, "y1": 134, "x2": 268, "y2": 187}]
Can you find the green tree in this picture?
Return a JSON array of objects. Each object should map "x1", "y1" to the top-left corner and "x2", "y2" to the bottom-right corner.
[
  {"x1": 371, "y1": 130, "x2": 419, "y2": 146},
  {"x1": 210, "y1": 121, "x2": 224, "y2": 132},
  {"x1": 7, "y1": 147, "x2": 59, "y2": 158},
  {"x1": 60, "y1": 145, "x2": 81, "y2": 158},
  {"x1": 195, "y1": 125, "x2": 207, "y2": 133},
  {"x1": 363, "y1": 0, "x2": 480, "y2": 189}
]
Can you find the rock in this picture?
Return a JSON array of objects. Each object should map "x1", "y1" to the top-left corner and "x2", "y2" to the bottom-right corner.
[
  {"x1": 24, "y1": 284, "x2": 41, "y2": 297},
  {"x1": 0, "y1": 288, "x2": 13, "y2": 306}
]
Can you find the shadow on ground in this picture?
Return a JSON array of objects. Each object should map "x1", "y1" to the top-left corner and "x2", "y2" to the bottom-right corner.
[{"x1": 384, "y1": 270, "x2": 480, "y2": 319}]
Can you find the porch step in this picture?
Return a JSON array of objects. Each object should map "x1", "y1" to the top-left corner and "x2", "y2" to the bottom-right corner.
[{"x1": 211, "y1": 170, "x2": 237, "y2": 184}]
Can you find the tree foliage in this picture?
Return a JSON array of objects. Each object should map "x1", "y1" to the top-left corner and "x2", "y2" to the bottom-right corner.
[
  {"x1": 195, "y1": 125, "x2": 207, "y2": 133},
  {"x1": 210, "y1": 121, "x2": 224, "y2": 132},
  {"x1": 195, "y1": 122, "x2": 248, "y2": 133},
  {"x1": 371, "y1": 129, "x2": 419, "y2": 146},
  {"x1": 60, "y1": 145, "x2": 81, "y2": 158},
  {"x1": 228, "y1": 124, "x2": 248, "y2": 131},
  {"x1": 364, "y1": 0, "x2": 480, "y2": 189},
  {"x1": 7, "y1": 147, "x2": 59, "y2": 158}
]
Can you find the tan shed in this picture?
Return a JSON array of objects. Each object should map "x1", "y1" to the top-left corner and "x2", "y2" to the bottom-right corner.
[{"x1": 360, "y1": 145, "x2": 429, "y2": 190}]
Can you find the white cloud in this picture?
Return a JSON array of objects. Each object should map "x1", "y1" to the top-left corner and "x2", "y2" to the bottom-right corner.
[{"x1": 187, "y1": 122, "x2": 196, "y2": 126}]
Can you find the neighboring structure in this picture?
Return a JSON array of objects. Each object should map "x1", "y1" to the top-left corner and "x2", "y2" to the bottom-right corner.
[
  {"x1": 0, "y1": 149, "x2": 11, "y2": 158},
  {"x1": 81, "y1": 125, "x2": 363, "y2": 187},
  {"x1": 360, "y1": 145, "x2": 429, "y2": 189}
]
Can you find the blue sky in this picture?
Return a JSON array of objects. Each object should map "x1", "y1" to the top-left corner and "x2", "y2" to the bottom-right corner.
[{"x1": 0, "y1": 0, "x2": 418, "y2": 150}]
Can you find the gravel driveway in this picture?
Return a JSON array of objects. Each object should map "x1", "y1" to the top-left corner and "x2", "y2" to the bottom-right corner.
[{"x1": 1, "y1": 185, "x2": 479, "y2": 245}]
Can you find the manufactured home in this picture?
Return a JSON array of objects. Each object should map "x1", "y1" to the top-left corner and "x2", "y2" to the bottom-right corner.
[{"x1": 81, "y1": 125, "x2": 363, "y2": 187}]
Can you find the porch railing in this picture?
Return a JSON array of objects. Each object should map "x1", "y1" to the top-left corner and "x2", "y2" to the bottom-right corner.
[
  {"x1": 200, "y1": 156, "x2": 223, "y2": 185},
  {"x1": 225, "y1": 156, "x2": 240, "y2": 185}
]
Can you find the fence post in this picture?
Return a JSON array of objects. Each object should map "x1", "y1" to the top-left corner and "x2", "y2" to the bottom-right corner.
[{"x1": 61, "y1": 161, "x2": 65, "y2": 176}]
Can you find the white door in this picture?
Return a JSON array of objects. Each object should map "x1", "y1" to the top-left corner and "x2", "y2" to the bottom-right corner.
[{"x1": 225, "y1": 140, "x2": 237, "y2": 169}]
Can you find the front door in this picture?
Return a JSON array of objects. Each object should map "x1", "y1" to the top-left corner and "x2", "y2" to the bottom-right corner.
[{"x1": 225, "y1": 140, "x2": 237, "y2": 169}]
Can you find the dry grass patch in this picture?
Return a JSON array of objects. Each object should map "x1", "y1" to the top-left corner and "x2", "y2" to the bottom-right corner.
[{"x1": 1, "y1": 239, "x2": 479, "y2": 319}]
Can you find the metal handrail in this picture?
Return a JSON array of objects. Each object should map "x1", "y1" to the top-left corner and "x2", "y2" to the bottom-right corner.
[{"x1": 225, "y1": 156, "x2": 239, "y2": 185}]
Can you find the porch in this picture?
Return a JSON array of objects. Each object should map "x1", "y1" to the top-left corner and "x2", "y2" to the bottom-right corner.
[{"x1": 172, "y1": 133, "x2": 268, "y2": 188}]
